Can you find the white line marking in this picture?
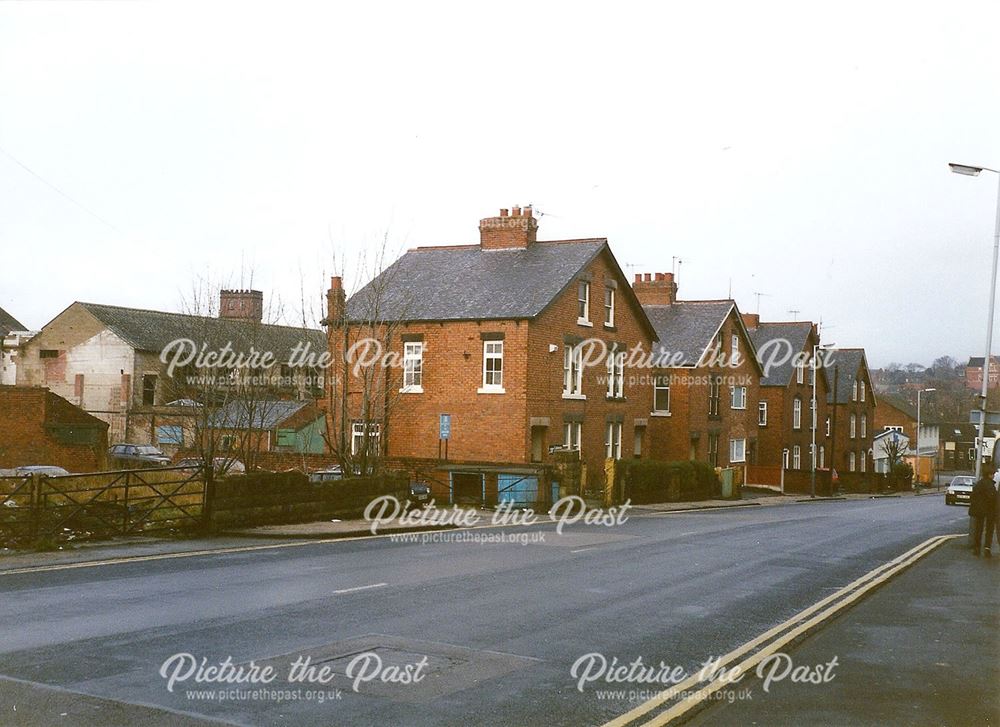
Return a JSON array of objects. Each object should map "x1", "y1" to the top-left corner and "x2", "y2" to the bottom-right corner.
[
  {"x1": 570, "y1": 546, "x2": 600, "y2": 553},
  {"x1": 332, "y1": 582, "x2": 386, "y2": 595}
]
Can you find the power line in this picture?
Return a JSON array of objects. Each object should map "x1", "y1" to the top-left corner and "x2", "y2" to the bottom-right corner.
[{"x1": 0, "y1": 144, "x2": 122, "y2": 234}]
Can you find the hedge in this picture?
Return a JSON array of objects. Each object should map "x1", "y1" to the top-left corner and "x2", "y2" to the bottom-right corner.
[{"x1": 618, "y1": 460, "x2": 721, "y2": 504}]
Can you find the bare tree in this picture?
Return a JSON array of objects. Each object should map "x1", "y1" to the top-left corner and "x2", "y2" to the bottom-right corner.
[{"x1": 322, "y1": 234, "x2": 412, "y2": 477}]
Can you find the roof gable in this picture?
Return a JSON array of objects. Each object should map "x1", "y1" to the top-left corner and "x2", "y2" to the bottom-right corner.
[
  {"x1": 749, "y1": 321, "x2": 821, "y2": 386},
  {"x1": 0, "y1": 306, "x2": 27, "y2": 335},
  {"x1": 823, "y1": 348, "x2": 873, "y2": 404},
  {"x1": 644, "y1": 300, "x2": 740, "y2": 367}
]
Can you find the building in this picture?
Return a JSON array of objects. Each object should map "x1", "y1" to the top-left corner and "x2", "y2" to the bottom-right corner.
[
  {"x1": 824, "y1": 348, "x2": 877, "y2": 476},
  {"x1": 0, "y1": 306, "x2": 36, "y2": 386},
  {"x1": 208, "y1": 399, "x2": 327, "y2": 455},
  {"x1": 0, "y1": 385, "x2": 109, "y2": 472},
  {"x1": 964, "y1": 356, "x2": 1000, "y2": 391},
  {"x1": 634, "y1": 273, "x2": 763, "y2": 467},
  {"x1": 873, "y1": 429, "x2": 909, "y2": 474},
  {"x1": 16, "y1": 293, "x2": 326, "y2": 446},
  {"x1": 744, "y1": 318, "x2": 831, "y2": 475},
  {"x1": 938, "y1": 422, "x2": 983, "y2": 472},
  {"x1": 873, "y1": 393, "x2": 938, "y2": 483},
  {"x1": 325, "y1": 205, "x2": 658, "y2": 506}
]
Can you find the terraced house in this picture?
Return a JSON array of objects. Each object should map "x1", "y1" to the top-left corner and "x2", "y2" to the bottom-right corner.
[
  {"x1": 824, "y1": 348, "x2": 877, "y2": 480},
  {"x1": 324, "y1": 206, "x2": 658, "y2": 506},
  {"x1": 632, "y1": 273, "x2": 763, "y2": 467},
  {"x1": 744, "y1": 317, "x2": 831, "y2": 490}
]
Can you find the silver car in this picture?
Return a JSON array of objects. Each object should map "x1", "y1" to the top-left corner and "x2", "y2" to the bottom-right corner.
[{"x1": 945, "y1": 475, "x2": 975, "y2": 506}]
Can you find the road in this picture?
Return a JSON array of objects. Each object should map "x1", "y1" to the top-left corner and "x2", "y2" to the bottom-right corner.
[{"x1": 0, "y1": 497, "x2": 977, "y2": 726}]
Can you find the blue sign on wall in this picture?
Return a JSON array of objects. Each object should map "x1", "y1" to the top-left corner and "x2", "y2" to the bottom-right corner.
[{"x1": 439, "y1": 414, "x2": 451, "y2": 440}]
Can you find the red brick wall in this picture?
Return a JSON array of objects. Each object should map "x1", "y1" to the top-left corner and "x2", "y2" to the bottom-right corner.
[
  {"x1": 0, "y1": 386, "x2": 109, "y2": 472},
  {"x1": 829, "y1": 363, "x2": 876, "y2": 474},
  {"x1": 647, "y1": 308, "x2": 761, "y2": 466}
]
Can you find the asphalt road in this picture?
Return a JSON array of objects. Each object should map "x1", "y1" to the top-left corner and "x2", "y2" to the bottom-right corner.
[{"x1": 0, "y1": 497, "x2": 974, "y2": 726}]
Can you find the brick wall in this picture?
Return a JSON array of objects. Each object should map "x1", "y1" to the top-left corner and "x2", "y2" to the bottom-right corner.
[{"x1": 0, "y1": 386, "x2": 109, "y2": 472}]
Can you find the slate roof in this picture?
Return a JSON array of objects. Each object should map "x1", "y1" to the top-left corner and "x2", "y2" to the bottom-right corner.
[
  {"x1": 0, "y1": 306, "x2": 27, "y2": 336},
  {"x1": 643, "y1": 301, "x2": 735, "y2": 366},
  {"x1": 208, "y1": 399, "x2": 310, "y2": 430},
  {"x1": 967, "y1": 356, "x2": 1000, "y2": 367},
  {"x1": 823, "y1": 348, "x2": 870, "y2": 404},
  {"x1": 748, "y1": 321, "x2": 814, "y2": 386},
  {"x1": 878, "y1": 393, "x2": 917, "y2": 420},
  {"x1": 77, "y1": 303, "x2": 325, "y2": 363},
  {"x1": 347, "y1": 239, "x2": 612, "y2": 322}
]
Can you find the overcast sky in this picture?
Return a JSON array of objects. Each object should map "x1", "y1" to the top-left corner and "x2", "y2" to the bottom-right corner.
[{"x1": 2, "y1": 1, "x2": 999, "y2": 367}]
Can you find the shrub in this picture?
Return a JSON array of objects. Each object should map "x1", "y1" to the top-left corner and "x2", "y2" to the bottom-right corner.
[{"x1": 619, "y1": 459, "x2": 720, "y2": 504}]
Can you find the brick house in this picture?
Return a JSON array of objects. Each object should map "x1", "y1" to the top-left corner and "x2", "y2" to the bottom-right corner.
[
  {"x1": 0, "y1": 385, "x2": 109, "y2": 472},
  {"x1": 632, "y1": 273, "x2": 763, "y2": 467},
  {"x1": 823, "y1": 348, "x2": 877, "y2": 476},
  {"x1": 744, "y1": 318, "x2": 831, "y2": 476},
  {"x1": 1, "y1": 305, "x2": 34, "y2": 386},
  {"x1": 964, "y1": 356, "x2": 1000, "y2": 391},
  {"x1": 16, "y1": 294, "x2": 324, "y2": 449},
  {"x1": 324, "y1": 205, "x2": 658, "y2": 506}
]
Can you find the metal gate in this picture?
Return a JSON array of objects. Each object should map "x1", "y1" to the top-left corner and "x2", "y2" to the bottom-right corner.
[{"x1": 497, "y1": 474, "x2": 539, "y2": 508}]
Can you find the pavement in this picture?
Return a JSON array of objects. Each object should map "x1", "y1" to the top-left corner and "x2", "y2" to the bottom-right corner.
[
  {"x1": 0, "y1": 496, "x2": 987, "y2": 726},
  {"x1": 686, "y1": 536, "x2": 1000, "y2": 726}
]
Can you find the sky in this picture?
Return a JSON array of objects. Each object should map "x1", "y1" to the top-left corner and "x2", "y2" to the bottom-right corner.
[{"x1": 2, "y1": 1, "x2": 999, "y2": 367}]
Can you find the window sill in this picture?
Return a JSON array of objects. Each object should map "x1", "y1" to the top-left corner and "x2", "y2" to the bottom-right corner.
[
  {"x1": 650, "y1": 411, "x2": 671, "y2": 417},
  {"x1": 399, "y1": 386, "x2": 424, "y2": 394},
  {"x1": 577, "y1": 319, "x2": 593, "y2": 328},
  {"x1": 477, "y1": 386, "x2": 506, "y2": 395},
  {"x1": 603, "y1": 323, "x2": 616, "y2": 331},
  {"x1": 605, "y1": 395, "x2": 626, "y2": 402},
  {"x1": 562, "y1": 393, "x2": 587, "y2": 400}
]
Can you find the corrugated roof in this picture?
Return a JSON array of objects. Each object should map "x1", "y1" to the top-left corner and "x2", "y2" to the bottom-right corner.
[
  {"x1": 643, "y1": 301, "x2": 734, "y2": 366},
  {"x1": 208, "y1": 399, "x2": 310, "y2": 430},
  {"x1": 0, "y1": 306, "x2": 26, "y2": 335},
  {"x1": 78, "y1": 302, "x2": 325, "y2": 363},
  {"x1": 345, "y1": 239, "x2": 608, "y2": 322},
  {"x1": 749, "y1": 321, "x2": 813, "y2": 386}
]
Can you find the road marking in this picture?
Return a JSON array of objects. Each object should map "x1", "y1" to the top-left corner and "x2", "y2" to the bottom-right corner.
[
  {"x1": 570, "y1": 546, "x2": 601, "y2": 553},
  {"x1": 602, "y1": 533, "x2": 961, "y2": 727},
  {"x1": 332, "y1": 582, "x2": 386, "y2": 595}
]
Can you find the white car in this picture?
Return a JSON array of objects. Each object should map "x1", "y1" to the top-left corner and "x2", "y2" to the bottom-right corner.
[{"x1": 945, "y1": 475, "x2": 975, "y2": 506}]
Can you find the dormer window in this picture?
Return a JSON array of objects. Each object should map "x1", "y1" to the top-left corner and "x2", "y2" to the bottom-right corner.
[
  {"x1": 577, "y1": 281, "x2": 591, "y2": 324},
  {"x1": 604, "y1": 287, "x2": 615, "y2": 327}
]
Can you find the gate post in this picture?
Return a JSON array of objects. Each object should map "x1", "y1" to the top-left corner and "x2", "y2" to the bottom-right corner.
[
  {"x1": 122, "y1": 471, "x2": 130, "y2": 535},
  {"x1": 202, "y1": 465, "x2": 216, "y2": 535},
  {"x1": 29, "y1": 473, "x2": 41, "y2": 541}
]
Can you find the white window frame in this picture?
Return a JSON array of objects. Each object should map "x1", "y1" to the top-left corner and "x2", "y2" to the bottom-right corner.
[
  {"x1": 401, "y1": 341, "x2": 423, "y2": 392},
  {"x1": 564, "y1": 421, "x2": 581, "y2": 451},
  {"x1": 792, "y1": 445, "x2": 801, "y2": 470},
  {"x1": 825, "y1": 416, "x2": 831, "y2": 437},
  {"x1": 850, "y1": 414, "x2": 857, "y2": 439},
  {"x1": 605, "y1": 421, "x2": 622, "y2": 459},
  {"x1": 604, "y1": 287, "x2": 615, "y2": 327},
  {"x1": 849, "y1": 451, "x2": 857, "y2": 472},
  {"x1": 729, "y1": 437, "x2": 746, "y2": 464},
  {"x1": 731, "y1": 385, "x2": 747, "y2": 410},
  {"x1": 577, "y1": 281, "x2": 591, "y2": 325},
  {"x1": 861, "y1": 414, "x2": 867, "y2": 438},
  {"x1": 351, "y1": 421, "x2": 381, "y2": 456},
  {"x1": 819, "y1": 445, "x2": 825, "y2": 468},
  {"x1": 653, "y1": 375, "x2": 671, "y2": 414},
  {"x1": 797, "y1": 361, "x2": 805, "y2": 384},
  {"x1": 479, "y1": 340, "x2": 504, "y2": 393},
  {"x1": 792, "y1": 398, "x2": 802, "y2": 429},
  {"x1": 860, "y1": 450, "x2": 867, "y2": 472},
  {"x1": 731, "y1": 334, "x2": 739, "y2": 362},
  {"x1": 606, "y1": 345, "x2": 624, "y2": 399},
  {"x1": 563, "y1": 344, "x2": 585, "y2": 398},
  {"x1": 852, "y1": 381, "x2": 858, "y2": 401},
  {"x1": 758, "y1": 401, "x2": 768, "y2": 426},
  {"x1": 860, "y1": 380, "x2": 866, "y2": 402}
]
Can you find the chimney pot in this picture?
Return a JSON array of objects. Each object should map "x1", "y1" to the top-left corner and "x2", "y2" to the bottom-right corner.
[
  {"x1": 330, "y1": 276, "x2": 342, "y2": 290},
  {"x1": 512, "y1": 205, "x2": 521, "y2": 217},
  {"x1": 655, "y1": 273, "x2": 665, "y2": 281},
  {"x1": 644, "y1": 273, "x2": 652, "y2": 282},
  {"x1": 500, "y1": 208, "x2": 509, "y2": 217},
  {"x1": 634, "y1": 273, "x2": 642, "y2": 283}
]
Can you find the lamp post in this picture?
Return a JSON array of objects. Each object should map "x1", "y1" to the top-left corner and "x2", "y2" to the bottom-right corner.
[
  {"x1": 916, "y1": 387, "x2": 935, "y2": 486},
  {"x1": 950, "y1": 162, "x2": 1000, "y2": 479},
  {"x1": 811, "y1": 342, "x2": 835, "y2": 497}
]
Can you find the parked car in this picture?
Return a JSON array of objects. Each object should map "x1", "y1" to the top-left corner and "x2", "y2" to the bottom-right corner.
[
  {"x1": 174, "y1": 458, "x2": 246, "y2": 476},
  {"x1": 409, "y1": 481, "x2": 432, "y2": 507},
  {"x1": 108, "y1": 444, "x2": 172, "y2": 468},
  {"x1": 945, "y1": 475, "x2": 975, "y2": 506},
  {"x1": 309, "y1": 467, "x2": 344, "y2": 484},
  {"x1": 12, "y1": 465, "x2": 70, "y2": 477}
]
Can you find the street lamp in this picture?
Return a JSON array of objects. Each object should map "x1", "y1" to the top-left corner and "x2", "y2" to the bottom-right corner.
[
  {"x1": 950, "y1": 162, "x2": 1000, "y2": 479},
  {"x1": 811, "y1": 342, "x2": 836, "y2": 497},
  {"x1": 916, "y1": 387, "x2": 935, "y2": 487}
]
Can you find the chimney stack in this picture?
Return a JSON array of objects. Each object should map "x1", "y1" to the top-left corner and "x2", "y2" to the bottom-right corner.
[
  {"x1": 219, "y1": 289, "x2": 263, "y2": 323},
  {"x1": 632, "y1": 272, "x2": 678, "y2": 306},
  {"x1": 479, "y1": 205, "x2": 538, "y2": 250},
  {"x1": 326, "y1": 276, "x2": 346, "y2": 325},
  {"x1": 741, "y1": 313, "x2": 760, "y2": 330}
]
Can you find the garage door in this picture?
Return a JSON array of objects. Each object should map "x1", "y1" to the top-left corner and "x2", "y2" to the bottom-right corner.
[{"x1": 497, "y1": 474, "x2": 538, "y2": 508}]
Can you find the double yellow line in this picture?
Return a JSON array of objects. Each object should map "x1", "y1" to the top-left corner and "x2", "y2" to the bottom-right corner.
[{"x1": 603, "y1": 533, "x2": 961, "y2": 727}]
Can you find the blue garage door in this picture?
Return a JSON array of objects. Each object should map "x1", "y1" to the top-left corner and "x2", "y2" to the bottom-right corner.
[{"x1": 497, "y1": 474, "x2": 538, "y2": 508}]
